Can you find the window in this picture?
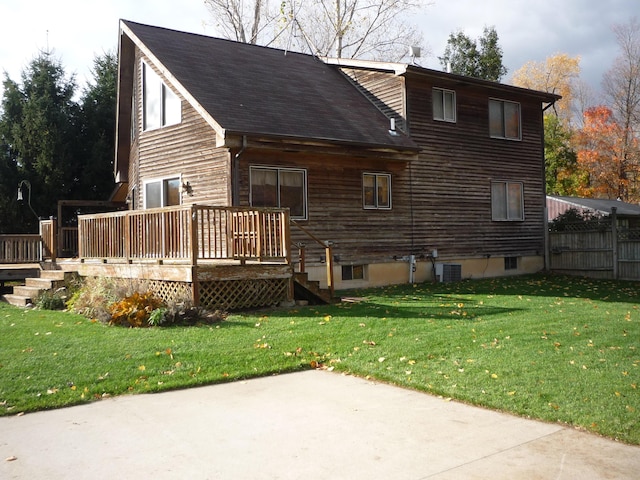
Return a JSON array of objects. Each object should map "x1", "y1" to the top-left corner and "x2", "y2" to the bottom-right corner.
[
  {"x1": 144, "y1": 177, "x2": 181, "y2": 208},
  {"x1": 142, "y1": 62, "x2": 181, "y2": 131},
  {"x1": 491, "y1": 181, "x2": 524, "y2": 221},
  {"x1": 250, "y1": 167, "x2": 307, "y2": 219},
  {"x1": 363, "y1": 173, "x2": 391, "y2": 209},
  {"x1": 433, "y1": 88, "x2": 456, "y2": 122},
  {"x1": 342, "y1": 264, "x2": 365, "y2": 281},
  {"x1": 504, "y1": 256, "x2": 518, "y2": 270},
  {"x1": 489, "y1": 99, "x2": 520, "y2": 140}
]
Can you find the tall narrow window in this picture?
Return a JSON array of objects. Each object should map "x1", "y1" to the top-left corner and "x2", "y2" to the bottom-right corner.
[
  {"x1": 363, "y1": 173, "x2": 391, "y2": 209},
  {"x1": 491, "y1": 181, "x2": 524, "y2": 221},
  {"x1": 144, "y1": 177, "x2": 181, "y2": 209},
  {"x1": 142, "y1": 62, "x2": 181, "y2": 131},
  {"x1": 489, "y1": 99, "x2": 521, "y2": 140},
  {"x1": 433, "y1": 88, "x2": 456, "y2": 122},
  {"x1": 250, "y1": 167, "x2": 307, "y2": 219}
]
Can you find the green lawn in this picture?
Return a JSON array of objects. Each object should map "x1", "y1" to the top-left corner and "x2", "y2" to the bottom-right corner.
[{"x1": 0, "y1": 273, "x2": 638, "y2": 444}]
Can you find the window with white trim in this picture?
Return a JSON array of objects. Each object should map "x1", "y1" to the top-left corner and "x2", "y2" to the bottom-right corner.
[
  {"x1": 144, "y1": 177, "x2": 181, "y2": 208},
  {"x1": 142, "y1": 62, "x2": 181, "y2": 131},
  {"x1": 433, "y1": 88, "x2": 456, "y2": 122},
  {"x1": 363, "y1": 173, "x2": 391, "y2": 209},
  {"x1": 491, "y1": 181, "x2": 524, "y2": 221},
  {"x1": 489, "y1": 99, "x2": 521, "y2": 140},
  {"x1": 250, "y1": 166, "x2": 307, "y2": 219}
]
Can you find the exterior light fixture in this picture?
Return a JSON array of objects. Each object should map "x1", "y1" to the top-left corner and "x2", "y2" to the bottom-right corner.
[{"x1": 17, "y1": 180, "x2": 39, "y2": 220}]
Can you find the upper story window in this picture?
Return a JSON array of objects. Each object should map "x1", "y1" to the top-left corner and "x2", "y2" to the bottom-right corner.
[
  {"x1": 144, "y1": 177, "x2": 181, "y2": 209},
  {"x1": 433, "y1": 88, "x2": 456, "y2": 122},
  {"x1": 363, "y1": 173, "x2": 391, "y2": 209},
  {"x1": 142, "y1": 62, "x2": 181, "y2": 131},
  {"x1": 489, "y1": 99, "x2": 521, "y2": 140},
  {"x1": 250, "y1": 166, "x2": 307, "y2": 220},
  {"x1": 491, "y1": 181, "x2": 524, "y2": 221}
]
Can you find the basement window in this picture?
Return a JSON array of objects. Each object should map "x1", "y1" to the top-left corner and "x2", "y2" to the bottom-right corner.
[
  {"x1": 504, "y1": 256, "x2": 518, "y2": 270},
  {"x1": 342, "y1": 264, "x2": 365, "y2": 281}
]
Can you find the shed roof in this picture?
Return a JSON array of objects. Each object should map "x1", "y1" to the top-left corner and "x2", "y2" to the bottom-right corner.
[
  {"x1": 120, "y1": 20, "x2": 420, "y2": 151},
  {"x1": 548, "y1": 196, "x2": 640, "y2": 217}
]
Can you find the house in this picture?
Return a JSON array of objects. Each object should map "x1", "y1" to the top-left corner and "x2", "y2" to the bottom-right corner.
[
  {"x1": 107, "y1": 19, "x2": 559, "y2": 296},
  {"x1": 547, "y1": 195, "x2": 640, "y2": 229}
]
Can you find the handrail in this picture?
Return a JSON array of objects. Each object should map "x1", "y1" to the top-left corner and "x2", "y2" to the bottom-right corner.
[
  {"x1": 0, "y1": 234, "x2": 42, "y2": 263},
  {"x1": 290, "y1": 220, "x2": 334, "y2": 297}
]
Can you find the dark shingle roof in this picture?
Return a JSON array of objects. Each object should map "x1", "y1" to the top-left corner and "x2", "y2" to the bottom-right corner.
[{"x1": 122, "y1": 20, "x2": 419, "y2": 151}]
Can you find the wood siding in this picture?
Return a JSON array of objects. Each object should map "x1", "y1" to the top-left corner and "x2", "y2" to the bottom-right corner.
[
  {"x1": 340, "y1": 68, "x2": 407, "y2": 132},
  {"x1": 129, "y1": 51, "x2": 231, "y2": 209},
  {"x1": 232, "y1": 74, "x2": 548, "y2": 266},
  {"x1": 402, "y1": 74, "x2": 546, "y2": 260},
  {"x1": 237, "y1": 149, "x2": 413, "y2": 264},
  {"x1": 127, "y1": 46, "x2": 548, "y2": 270}
]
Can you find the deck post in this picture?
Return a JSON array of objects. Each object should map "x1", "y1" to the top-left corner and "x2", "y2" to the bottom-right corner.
[
  {"x1": 325, "y1": 241, "x2": 334, "y2": 297},
  {"x1": 190, "y1": 205, "x2": 200, "y2": 306},
  {"x1": 282, "y1": 210, "x2": 294, "y2": 302}
]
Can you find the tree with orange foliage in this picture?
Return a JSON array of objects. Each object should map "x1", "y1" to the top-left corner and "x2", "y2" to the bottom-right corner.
[{"x1": 575, "y1": 106, "x2": 640, "y2": 201}]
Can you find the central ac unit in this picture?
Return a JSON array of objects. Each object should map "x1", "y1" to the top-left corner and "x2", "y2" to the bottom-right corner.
[{"x1": 435, "y1": 263, "x2": 462, "y2": 283}]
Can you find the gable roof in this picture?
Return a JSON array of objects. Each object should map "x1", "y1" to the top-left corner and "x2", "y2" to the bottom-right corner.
[
  {"x1": 547, "y1": 196, "x2": 640, "y2": 217},
  {"x1": 120, "y1": 20, "x2": 419, "y2": 152}
]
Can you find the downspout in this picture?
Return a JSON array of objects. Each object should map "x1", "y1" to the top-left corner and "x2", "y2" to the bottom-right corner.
[{"x1": 232, "y1": 136, "x2": 247, "y2": 206}]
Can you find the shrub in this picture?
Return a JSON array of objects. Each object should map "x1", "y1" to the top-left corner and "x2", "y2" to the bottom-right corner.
[
  {"x1": 109, "y1": 292, "x2": 165, "y2": 328},
  {"x1": 35, "y1": 288, "x2": 67, "y2": 310}
]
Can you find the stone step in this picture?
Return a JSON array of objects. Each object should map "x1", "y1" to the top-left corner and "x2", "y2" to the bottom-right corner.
[
  {"x1": 12, "y1": 285, "x2": 43, "y2": 299},
  {"x1": 1, "y1": 293, "x2": 33, "y2": 307},
  {"x1": 39, "y1": 270, "x2": 74, "y2": 281},
  {"x1": 25, "y1": 277, "x2": 58, "y2": 289}
]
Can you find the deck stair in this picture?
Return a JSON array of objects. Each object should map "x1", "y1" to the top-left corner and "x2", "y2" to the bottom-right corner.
[
  {"x1": 293, "y1": 272, "x2": 338, "y2": 305},
  {"x1": 1, "y1": 270, "x2": 76, "y2": 307}
]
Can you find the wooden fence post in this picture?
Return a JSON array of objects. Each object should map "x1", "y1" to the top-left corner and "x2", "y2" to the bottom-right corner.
[{"x1": 611, "y1": 207, "x2": 618, "y2": 279}]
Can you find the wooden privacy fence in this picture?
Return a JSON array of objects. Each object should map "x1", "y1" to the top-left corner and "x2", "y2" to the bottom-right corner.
[
  {"x1": 548, "y1": 208, "x2": 640, "y2": 280},
  {"x1": 77, "y1": 205, "x2": 291, "y2": 265}
]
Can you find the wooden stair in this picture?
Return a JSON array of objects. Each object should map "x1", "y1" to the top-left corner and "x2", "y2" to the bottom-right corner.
[
  {"x1": 1, "y1": 270, "x2": 76, "y2": 307},
  {"x1": 293, "y1": 272, "x2": 337, "y2": 305}
]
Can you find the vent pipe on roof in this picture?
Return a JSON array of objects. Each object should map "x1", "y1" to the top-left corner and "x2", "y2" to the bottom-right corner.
[{"x1": 389, "y1": 118, "x2": 399, "y2": 136}]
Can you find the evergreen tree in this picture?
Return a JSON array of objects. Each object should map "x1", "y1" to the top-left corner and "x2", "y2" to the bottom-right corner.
[
  {"x1": 439, "y1": 26, "x2": 507, "y2": 81},
  {"x1": 0, "y1": 52, "x2": 81, "y2": 231},
  {"x1": 79, "y1": 50, "x2": 117, "y2": 199}
]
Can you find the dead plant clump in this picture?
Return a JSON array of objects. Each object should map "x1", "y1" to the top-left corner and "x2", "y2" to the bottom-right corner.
[{"x1": 67, "y1": 277, "x2": 226, "y2": 326}]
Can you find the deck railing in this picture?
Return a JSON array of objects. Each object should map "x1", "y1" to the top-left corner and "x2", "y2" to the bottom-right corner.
[
  {"x1": 78, "y1": 205, "x2": 291, "y2": 265},
  {"x1": 0, "y1": 235, "x2": 42, "y2": 263}
]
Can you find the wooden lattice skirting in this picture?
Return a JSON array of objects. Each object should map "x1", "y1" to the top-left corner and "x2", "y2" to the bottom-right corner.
[
  {"x1": 199, "y1": 278, "x2": 290, "y2": 310},
  {"x1": 146, "y1": 280, "x2": 193, "y2": 304}
]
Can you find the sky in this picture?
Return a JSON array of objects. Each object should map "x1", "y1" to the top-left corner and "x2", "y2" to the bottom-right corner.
[{"x1": 0, "y1": 0, "x2": 637, "y2": 101}]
